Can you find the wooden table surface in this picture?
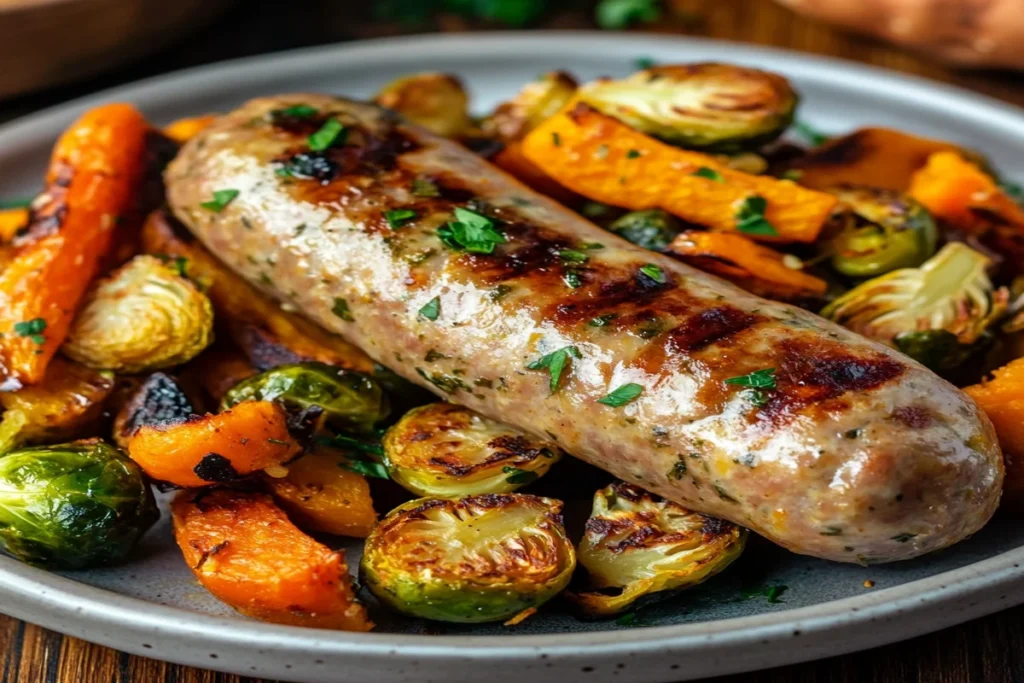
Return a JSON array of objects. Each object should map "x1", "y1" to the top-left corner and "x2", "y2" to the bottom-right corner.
[{"x1": 1, "y1": 1, "x2": 1023, "y2": 681}]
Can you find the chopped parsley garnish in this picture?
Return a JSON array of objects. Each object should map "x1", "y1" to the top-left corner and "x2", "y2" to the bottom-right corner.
[
  {"x1": 588, "y1": 313, "x2": 616, "y2": 327},
  {"x1": 741, "y1": 584, "x2": 788, "y2": 603},
  {"x1": 0, "y1": 197, "x2": 32, "y2": 210},
  {"x1": 724, "y1": 368, "x2": 776, "y2": 406},
  {"x1": 527, "y1": 345, "x2": 582, "y2": 393},
  {"x1": 307, "y1": 118, "x2": 346, "y2": 151},
  {"x1": 558, "y1": 248, "x2": 589, "y2": 264},
  {"x1": 735, "y1": 195, "x2": 778, "y2": 236},
  {"x1": 692, "y1": 166, "x2": 724, "y2": 182},
  {"x1": 584, "y1": 242, "x2": 605, "y2": 250},
  {"x1": 271, "y1": 104, "x2": 318, "y2": 119},
  {"x1": 488, "y1": 284, "x2": 513, "y2": 301},
  {"x1": 638, "y1": 263, "x2": 666, "y2": 284},
  {"x1": 596, "y1": 0, "x2": 662, "y2": 30},
  {"x1": 411, "y1": 176, "x2": 441, "y2": 197},
  {"x1": 626, "y1": 149, "x2": 642, "y2": 159},
  {"x1": 385, "y1": 208, "x2": 417, "y2": 228},
  {"x1": 331, "y1": 297, "x2": 354, "y2": 321},
  {"x1": 418, "y1": 296, "x2": 441, "y2": 321},
  {"x1": 341, "y1": 459, "x2": 390, "y2": 479},
  {"x1": 580, "y1": 201, "x2": 615, "y2": 219},
  {"x1": 13, "y1": 318, "x2": 46, "y2": 345},
  {"x1": 793, "y1": 120, "x2": 829, "y2": 147},
  {"x1": 634, "y1": 56, "x2": 657, "y2": 70},
  {"x1": 502, "y1": 466, "x2": 539, "y2": 485},
  {"x1": 200, "y1": 189, "x2": 239, "y2": 213},
  {"x1": 598, "y1": 383, "x2": 644, "y2": 407},
  {"x1": 274, "y1": 152, "x2": 339, "y2": 182},
  {"x1": 563, "y1": 270, "x2": 583, "y2": 288},
  {"x1": 668, "y1": 460, "x2": 687, "y2": 480},
  {"x1": 781, "y1": 169, "x2": 803, "y2": 181},
  {"x1": 170, "y1": 256, "x2": 189, "y2": 278},
  {"x1": 551, "y1": 132, "x2": 561, "y2": 147},
  {"x1": 437, "y1": 207, "x2": 507, "y2": 254}
]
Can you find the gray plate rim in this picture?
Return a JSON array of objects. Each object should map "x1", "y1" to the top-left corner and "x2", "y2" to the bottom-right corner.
[{"x1": 0, "y1": 31, "x2": 1022, "y2": 680}]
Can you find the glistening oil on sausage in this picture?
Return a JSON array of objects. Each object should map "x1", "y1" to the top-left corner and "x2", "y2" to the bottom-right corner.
[{"x1": 166, "y1": 95, "x2": 1004, "y2": 564}]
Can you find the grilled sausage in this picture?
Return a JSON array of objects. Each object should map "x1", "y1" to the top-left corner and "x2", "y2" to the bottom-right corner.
[{"x1": 166, "y1": 95, "x2": 1003, "y2": 563}]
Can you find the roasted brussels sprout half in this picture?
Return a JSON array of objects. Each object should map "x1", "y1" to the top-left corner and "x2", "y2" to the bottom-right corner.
[
  {"x1": 608, "y1": 209, "x2": 683, "y2": 252},
  {"x1": 480, "y1": 71, "x2": 578, "y2": 142},
  {"x1": 578, "y1": 63, "x2": 798, "y2": 151},
  {"x1": 64, "y1": 255, "x2": 214, "y2": 374},
  {"x1": 361, "y1": 493, "x2": 575, "y2": 623},
  {"x1": 221, "y1": 362, "x2": 389, "y2": 434},
  {"x1": 112, "y1": 372, "x2": 195, "y2": 449},
  {"x1": 568, "y1": 482, "x2": 747, "y2": 616},
  {"x1": 382, "y1": 402, "x2": 562, "y2": 497},
  {"x1": 0, "y1": 439, "x2": 158, "y2": 569},
  {"x1": 375, "y1": 72, "x2": 472, "y2": 138},
  {"x1": 828, "y1": 187, "x2": 938, "y2": 278},
  {"x1": 821, "y1": 243, "x2": 1010, "y2": 365}
]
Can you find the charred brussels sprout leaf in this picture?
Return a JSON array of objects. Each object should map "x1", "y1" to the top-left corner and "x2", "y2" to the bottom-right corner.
[
  {"x1": 221, "y1": 362, "x2": 389, "y2": 434},
  {"x1": 361, "y1": 493, "x2": 575, "y2": 623},
  {"x1": 821, "y1": 243, "x2": 1010, "y2": 359},
  {"x1": 828, "y1": 187, "x2": 938, "y2": 278},
  {"x1": 480, "y1": 71, "x2": 579, "y2": 143},
  {"x1": 568, "y1": 482, "x2": 746, "y2": 616},
  {"x1": 63, "y1": 255, "x2": 214, "y2": 373},
  {"x1": 382, "y1": 402, "x2": 562, "y2": 496},
  {"x1": 375, "y1": 72, "x2": 472, "y2": 138},
  {"x1": 0, "y1": 439, "x2": 157, "y2": 569},
  {"x1": 608, "y1": 209, "x2": 682, "y2": 252},
  {"x1": 578, "y1": 64, "x2": 798, "y2": 151}
]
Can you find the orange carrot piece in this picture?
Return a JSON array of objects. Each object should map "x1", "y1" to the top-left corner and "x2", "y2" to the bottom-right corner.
[
  {"x1": 667, "y1": 231, "x2": 827, "y2": 302},
  {"x1": 172, "y1": 489, "x2": 372, "y2": 631},
  {"x1": 909, "y1": 151, "x2": 1024, "y2": 233},
  {"x1": 522, "y1": 104, "x2": 836, "y2": 243},
  {"x1": 266, "y1": 448, "x2": 377, "y2": 538},
  {"x1": 0, "y1": 208, "x2": 28, "y2": 243},
  {"x1": 0, "y1": 104, "x2": 148, "y2": 387},
  {"x1": 965, "y1": 358, "x2": 1024, "y2": 507},
  {"x1": 163, "y1": 114, "x2": 217, "y2": 143},
  {"x1": 127, "y1": 400, "x2": 299, "y2": 487}
]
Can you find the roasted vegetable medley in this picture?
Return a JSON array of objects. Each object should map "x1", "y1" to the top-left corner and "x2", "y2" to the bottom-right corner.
[{"x1": 1, "y1": 60, "x2": 1023, "y2": 632}]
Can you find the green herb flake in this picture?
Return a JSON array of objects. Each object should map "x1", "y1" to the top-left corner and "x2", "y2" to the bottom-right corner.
[
  {"x1": 331, "y1": 297, "x2": 354, "y2": 321},
  {"x1": 341, "y1": 459, "x2": 390, "y2": 479},
  {"x1": 558, "y1": 248, "x2": 589, "y2": 264},
  {"x1": 200, "y1": 189, "x2": 240, "y2": 213},
  {"x1": 668, "y1": 459, "x2": 687, "y2": 480},
  {"x1": 437, "y1": 207, "x2": 507, "y2": 254},
  {"x1": 584, "y1": 242, "x2": 605, "y2": 250},
  {"x1": 638, "y1": 263, "x2": 666, "y2": 283},
  {"x1": 551, "y1": 132, "x2": 561, "y2": 147},
  {"x1": 634, "y1": 56, "x2": 657, "y2": 70},
  {"x1": 692, "y1": 166, "x2": 724, "y2": 182},
  {"x1": 596, "y1": 0, "x2": 663, "y2": 30},
  {"x1": 13, "y1": 317, "x2": 46, "y2": 345},
  {"x1": 418, "y1": 296, "x2": 441, "y2": 321},
  {"x1": 411, "y1": 176, "x2": 441, "y2": 197},
  {"x1": 488, "y1": 284, "x2": 513, "y2": 302},
  {"x1": 626, "y1": 149, "x2": 642, "y2": 159},
  {"x1": 527, "y1": 345, "x2": 582, "y2": 393},
  {"x1": 502, "y1": 466, "x2": 540, "y2": 485},
  {"x1": 615, "y1": 611, "x2": 640, "y2": 626},
  {"x1": 385, "y1": 208, "x2": 417, "y2": 228},
  {"x1": 563, "y1": 270, "x2": 583, "y2": 288},
  {"x1": 580, "y1": 201, "x2": 614, "y2": 219},
  {"x1": 793, "y1": 120, "x2": 829, "y2": 147},
  {"x1": 735, "y1": 195, "x2": 778, "y2": 236},
  {"x1": 170, "y1": 256, "x2": 189, "y2": 278},
  {"x1": 598, "y1": 383, "x2": 644, "y2": 407},
  {"x1": 307, "y1": 118, "x2": 346, "y2": 152},
  {"x1": 0, "y1": 197, "x2": 32, "y2": 210},
  {"x1": 588, "y1": 313, "x2": 617, "y2": 327},
  {"x1": 724, "y1": 368, "x2": 777, "y2": 389},
  {"x1": 740, "y1": 584, "x2": 789, "y2": 603},
  {"x1": 271, "y1": 104, "x2": 318, "y2": 119},
  {"x1": 781, "y1": 169, "x2": 803, "y2": 181}
]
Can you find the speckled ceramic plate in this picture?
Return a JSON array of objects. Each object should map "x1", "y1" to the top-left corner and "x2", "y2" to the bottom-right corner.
[{"x1": 1, "y1": 32, "x2": 1023, "y2": 683}]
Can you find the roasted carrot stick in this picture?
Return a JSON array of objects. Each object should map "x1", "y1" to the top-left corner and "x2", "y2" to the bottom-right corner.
[
  {"x1": 0, "y1": 104, "x2": 148, "y2": 387},
  {"x1": 0, "y1": 208, "x2": 28, "y2": 243},
  {"x1": 172, "y1": 489, "x2": 372, "y2": 631},
  {"x1": 909, "y1": 151, "x2": 1024, "y2": 233},
  {"x1": 522, "y1": 104, "x2": 836, "y2": 243}
]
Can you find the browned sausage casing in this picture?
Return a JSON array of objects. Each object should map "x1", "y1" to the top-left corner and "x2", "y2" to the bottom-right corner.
[{"x1": 166, "y1": 95, "x2": 1003, "y2": 563}]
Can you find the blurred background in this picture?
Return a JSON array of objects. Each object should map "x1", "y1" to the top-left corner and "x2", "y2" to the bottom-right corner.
[{"x1": 1, "y1": 0, "x2": 1021, "y2": 123}]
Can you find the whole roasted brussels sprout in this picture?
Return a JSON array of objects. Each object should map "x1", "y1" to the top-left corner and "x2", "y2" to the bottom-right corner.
[
  {"x1": 221, "y1": 362, "x2": 389, "y2": 434},
  {"x1": 608, "y1": 209, "x2": 683, "y2": 252},
  {"x1": 568, "y1": 482, "x2": 746, "y2": 616},
  {"x1": 578, "y1": 63, "x2": 798, "y2": 150},
  {"x1": 0, "y1": 439, "x2": 158, "y2": 569},
  {"x1": 821, "y1": 242, "x2": 1010, "y2": 367},
  {"x1": 361, "y1": 493, "x2": 575, "y2": 623},
  {"x1": 64, "y1": 255, "x2": 214, "y2": 374},
  {"x1": 828, "y1": 187, "x2": 938, "y2": 278},
  {"x1": 480, "y1": 71, "x2": 578, "y2": 142},
  {"x1": 382, "y1": 402, "x2": 562, "y2": 497},
  {"x1": 375, "y1": 72, "x2": 472, "y2": 138}
]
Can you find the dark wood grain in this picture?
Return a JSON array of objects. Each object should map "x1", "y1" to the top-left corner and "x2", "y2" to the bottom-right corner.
[{"x1": 1, "y1": 1, "x2": 1022, "y2": 681}]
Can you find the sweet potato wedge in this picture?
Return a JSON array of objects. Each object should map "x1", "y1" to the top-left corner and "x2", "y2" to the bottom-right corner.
[
  {"x1": 163, "y1": 114, "x2": 217, "y2": 143},
  {"x1": 0, "y1": 208, "x2": 28, "y2": 243},
  {"x1": 522, "y1": 103, "x2": 836, "y2": 243},
  {"x1": 265, "y1": 448, "x2": 376, "y2": 538},
  {"x1": 667, "y1": 231, "x2": 827, "y2": 303},
  {"x1": 127, "y1": 400, "x2": 299, "y2": 487},
  {"x1": 0, "y1": 104, "x2": 148, "y2": 387},
  {"x1": 787, "y1": 128, "x2": 964, "y2": 192},
  {"x1": 172, "y1": 489, "x2": 372, "y2": 631},
  {"x1": 0, "y1": 356, "x2": 114, "y2": 452},
  {"x1": 141, "y1": 210, "x2": 376, "y2": 373},
  {"x1": 965, "y1": 358, "x2": 1024, "y2": 507},
  {"x1": 909, "y1": 151, "x2": 1024, "y2": 233}
]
